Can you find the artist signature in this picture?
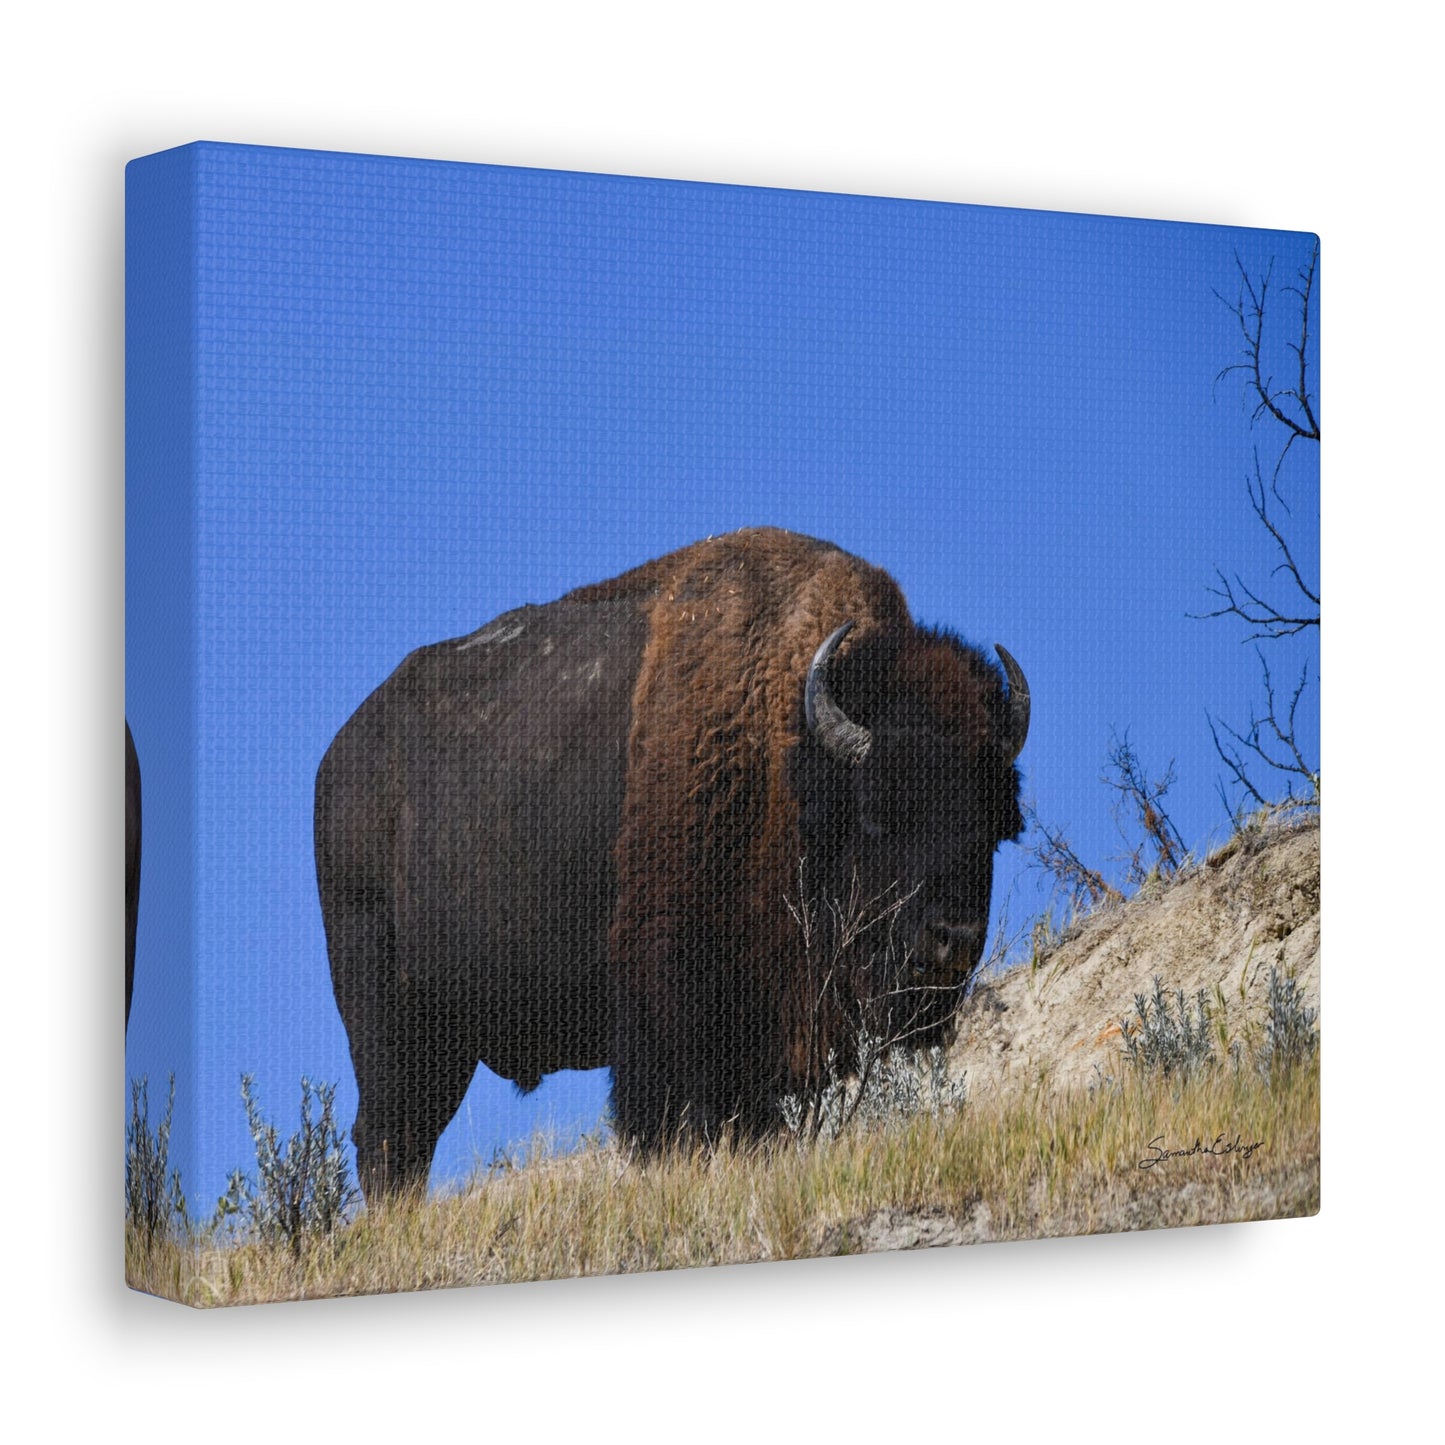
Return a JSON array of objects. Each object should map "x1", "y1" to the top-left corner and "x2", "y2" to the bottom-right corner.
[{"x1": 1138, "y1": 1132, "x2": 1264, "y2": 1169}]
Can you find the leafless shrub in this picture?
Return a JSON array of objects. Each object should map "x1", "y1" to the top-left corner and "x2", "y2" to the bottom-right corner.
[
  {"x1": 1102, "y1": 732, "x2": 1187, "y2": 885},
  {"x1": 1023, "y1": 730, "x2": 1187, "y2": 937},
  {"x1": 1198, "y1": 448, "x2": 1319, "y2": 641},
  {"x1": 1021, "y1": 799, "x2": 1121, "y2": 918},
  {"x1": 1204, "y1": 243, "x2": 1320, "y2": 811},
  {"x1": 782, "y1": 866, "x2": 965, "y2": 1141},
  {"x1": 1209, "y1": 651, "x2": 1320, "y2": 813},
  {"x1": 1213, "y1": 245, "x2": 1320, "y2": 464}
]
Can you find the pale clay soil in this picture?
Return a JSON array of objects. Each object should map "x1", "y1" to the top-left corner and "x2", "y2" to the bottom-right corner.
[{"x1": 950, "y1": 813, "x2": 1320, "y2": 1099}]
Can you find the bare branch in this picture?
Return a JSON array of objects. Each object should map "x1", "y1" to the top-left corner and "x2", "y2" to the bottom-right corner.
[
  {"x1": 1215, "y1": 248, "x2": 1320, "y2": 444},
  {"x1": 1209, "y1": 651, "x2": 1319, "y2": 813},
  {"x1": 1195, "y1": 567, "x2": 1319, "y2": 640},
  {"x1": 1286, "y1": 245, "x2": 1320, "y2": 439},
  {"x1": 783, "y1": 864, "x2": 930, "y2": 1138},
  {"x1": 1021, "y1": 799, "x2": 1122, "y2": 912},
  {"x1": 1200, "y1": 242, "x2": 1320, "y2": 667},
  {"x1": 1202, "y1": 242, "x2": 1320, "y2": 809},
  {"x1": 1101, "y1": 733, "x2": 1188, "y2": 884},
  {"x1": 1209, "y1": 714, "x2": 1270, "y2": 813}
]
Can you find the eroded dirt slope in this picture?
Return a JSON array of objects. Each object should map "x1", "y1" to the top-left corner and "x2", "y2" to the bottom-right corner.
[{"x1": 953, "y1": 814, "x2": 1320, "y2": 1097}]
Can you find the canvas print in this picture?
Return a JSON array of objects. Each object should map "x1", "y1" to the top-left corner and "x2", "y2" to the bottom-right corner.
[{"x1": 125, "y1": 143, "x2": 1320, "y2": 1305}]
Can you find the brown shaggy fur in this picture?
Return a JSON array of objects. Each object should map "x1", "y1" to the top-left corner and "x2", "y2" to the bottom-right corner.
[
  {"x1": 569, "y1": 528, "x2": 1010, "y2": 1143},
  {"x1": 319, "y1": 526, "x2": 1022, "y2": 1188}
]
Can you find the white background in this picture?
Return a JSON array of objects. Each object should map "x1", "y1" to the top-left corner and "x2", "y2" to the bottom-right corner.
[{"x1": 3, "y1": 3, "x2": 1430, "y2": 1438}]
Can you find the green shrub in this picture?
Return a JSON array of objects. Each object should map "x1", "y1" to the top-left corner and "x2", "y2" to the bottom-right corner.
[
  {"x1": 782, "y1": 1029, "x2": 967, "y2": 1142},
  {"x1": 1120, "y1": 978, "x2": 1217, "y2": 1077},
  {"x1": 125, "y1": 1074, "x2": 188, "y2": 1246},
  {"x1": 214, "y1": 1075, "x2": 357, "y2": 1254},
  {"x1": 1119, "y1": 970, "x2": 1319, "y2": 1081},
  {"x1": 1258, "y1": 966, "x2": 1319, "y2": 1073}
]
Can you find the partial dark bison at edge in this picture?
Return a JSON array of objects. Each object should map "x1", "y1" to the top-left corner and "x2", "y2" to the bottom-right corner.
[
  {"x1": 315, "y1": 529, "x2": 1029, "y2": 1200},
  {"x1": 125, "y1": 721, "x2": 141, "y2": 1029}
]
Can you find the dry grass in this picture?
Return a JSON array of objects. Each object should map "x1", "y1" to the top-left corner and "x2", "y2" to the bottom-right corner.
[{"x1": 126, "y1": 1056, "x2": 1318, "y2": 1307}]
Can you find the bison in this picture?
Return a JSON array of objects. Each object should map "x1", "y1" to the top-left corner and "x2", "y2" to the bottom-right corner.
[
  {"x1": 316, "y1": 528, "x2": 1029, "y2": 1199},
  {"x1": 125, "y1": 720, "x2": 141, "y2": 1029}
]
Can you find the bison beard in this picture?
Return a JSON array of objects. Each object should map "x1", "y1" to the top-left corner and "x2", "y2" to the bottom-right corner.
[{"x1": 316, "y1": 528, "x2": 1027, "y2": 1199}]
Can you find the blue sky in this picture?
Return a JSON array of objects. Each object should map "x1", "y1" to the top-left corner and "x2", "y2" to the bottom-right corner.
[{"x1": 125, "y1": 142, "x2": 1318, "y2": 1210}]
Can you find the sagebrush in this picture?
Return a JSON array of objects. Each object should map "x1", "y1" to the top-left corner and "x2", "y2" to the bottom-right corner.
[
  {"x1": 213, "y1": 1075, "x2": 357, "y2": 1255},
  {"x1": 1258, "y1": 966, "x2": 1319, "y2": 1072},
  {"x1": 1119, "y1": 967, "x2": 1318, "y2": 1080},
  {"x1": 1121, "y1": 978, "x2": 1218, "y2": 1077},
  {"x1": 782, "y1": 1027, "x2": 967, "y2": 1142},
  {"x1": 125, "y1": 1074, "x2": 188, "y2": 1246}
]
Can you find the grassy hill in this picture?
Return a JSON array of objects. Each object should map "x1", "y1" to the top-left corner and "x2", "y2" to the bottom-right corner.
[{"x1": 127, "y1": 813, "x2": 1320, "y2": 1307}]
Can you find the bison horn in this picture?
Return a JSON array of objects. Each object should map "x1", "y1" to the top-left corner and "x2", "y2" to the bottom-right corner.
[
  {"x1": 806, "y1": 622, "x2": 872, "y2": 766},
  {"x1": 995, "y1": 644, "x2": 1031, "y2": 765}
]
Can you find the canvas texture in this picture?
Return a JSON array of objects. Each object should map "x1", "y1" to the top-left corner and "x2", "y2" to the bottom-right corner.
[{"x1": 125, "y1": 142, "x2": 1320, "y2": 1305}]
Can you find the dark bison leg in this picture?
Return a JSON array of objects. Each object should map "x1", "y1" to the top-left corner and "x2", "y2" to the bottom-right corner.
[
  {"x1": 325, "y1": 894, "x2": 477, "y2": 1203},
  {"x1": 316, "y1": 728, "x2": 478, "y2": 1203},
  {"x1": 610, "y1": 983, "x2": 680, "y2": 1152},
  {"x1": 321, "y1": 882, "x2": 403, "y2": 1201},
  {"x1": 352, "y1": 1008, "x2": 477, "y2": 1204},
  {"x1": 125, "y1": 722, "x2": 141, "y2": 1029},
  {"x1": 611, "y1": 954, "x2": 780, "y2": 1151}
]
